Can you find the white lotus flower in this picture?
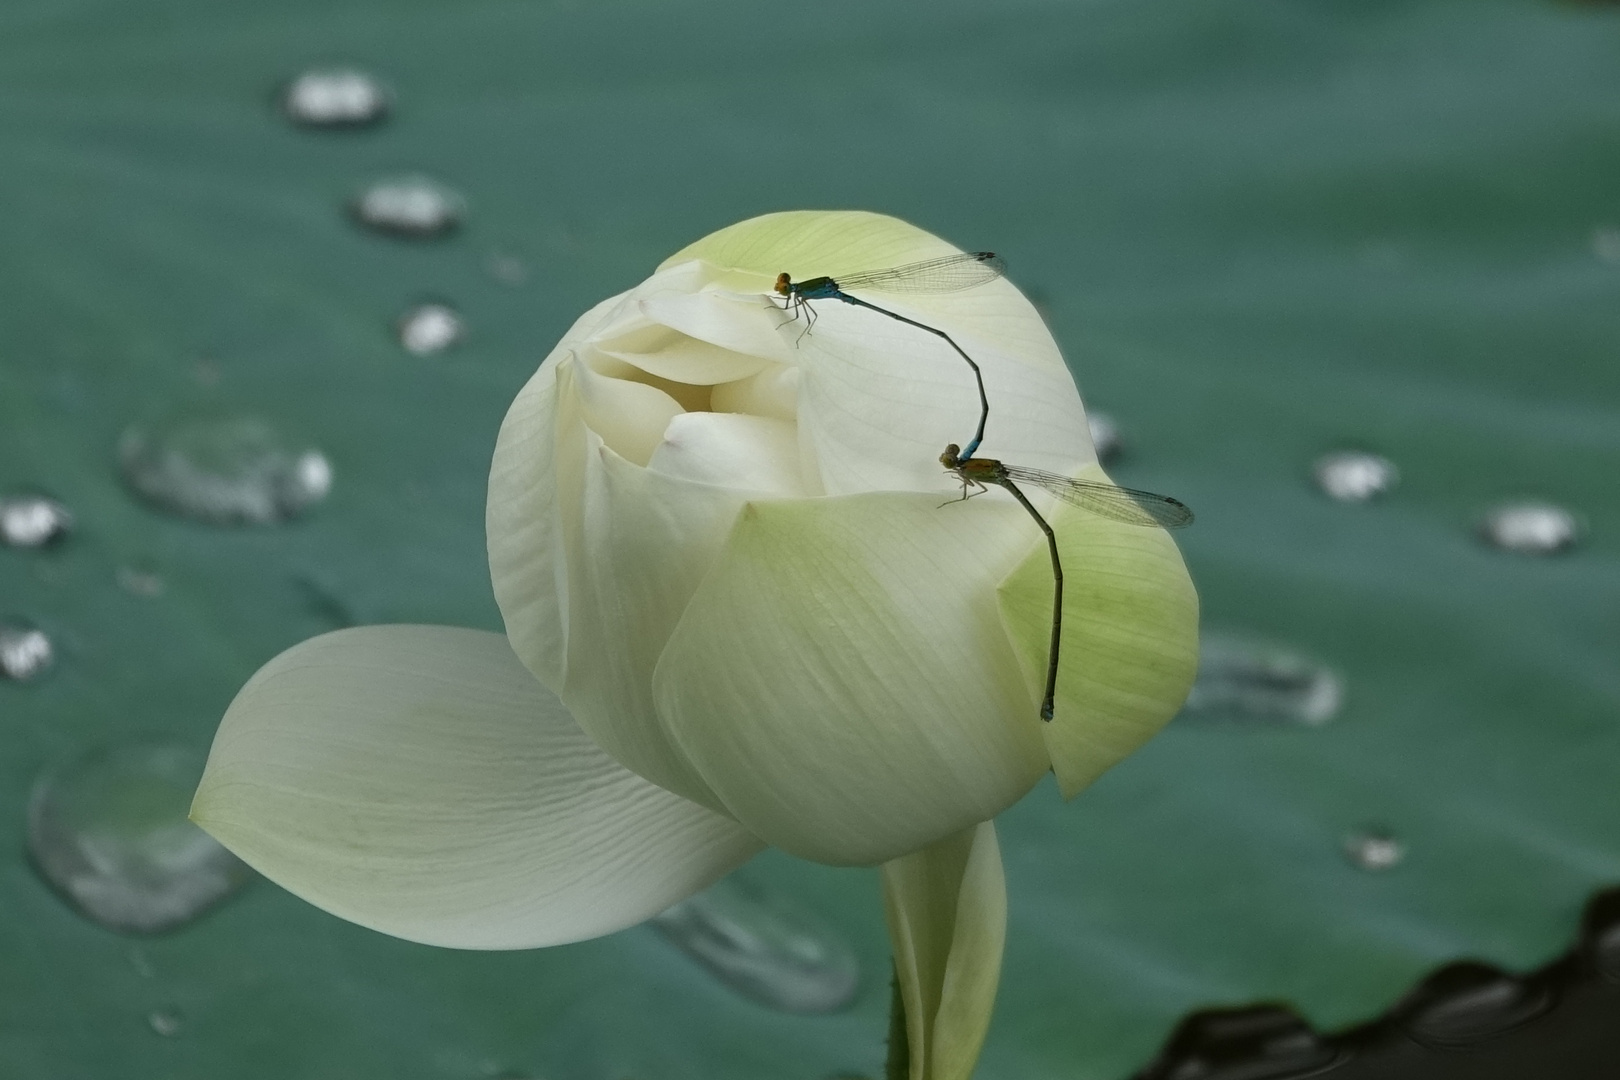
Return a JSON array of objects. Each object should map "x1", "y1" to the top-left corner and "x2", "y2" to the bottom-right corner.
[{"x1": 192, "y1": 211, "x2": 1198, "y2": 1080}]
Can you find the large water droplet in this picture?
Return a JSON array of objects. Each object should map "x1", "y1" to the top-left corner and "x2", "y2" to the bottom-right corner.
[
  {"x1": 1181, "y1": 636, "x2": 1343, "y2": 726},
  {"x1": 398, "y1": 302, "x2": 464, "y2": 355},
  {"x1": 1087, "y1": 411, "x2": 1122, "y2": 464},
  {"x1": 1395, "y1": 963, "x2": 1551, "y2": 1047},
  {"x1": 27, "y1": 740, "x2": 254, "y2": 933},
  {"x1": 351, "y1": 176, "x2": 465, "y2": 238},
  {"x1": 1, "y1": 493, "x2": 73, "y2": 547},
  {"x1": 1135, "y1": 1005, "x2": 1343, "y2": 1080},
  {"x1": 1479, "y1": 502, "x2": 1581, "y2": 555},
  {"x1": 1343, "y1": 827, "x2": 1404, "y2": 872},
  {"x1": 282, "y1": 67, "x2": 390, "y2": 127},
  {"x1": 119, "y1": 414, "x2": 332, "y2": 525},
  {"x1": 0, "y1": 622, "x2": 54, "y2": 681},
  {"x1": 1313, "y1": 450, "x2": 1397, "y2": 503},
  {"x1": 650, "y1": 873, "x2": 860, "y2": 1014}
]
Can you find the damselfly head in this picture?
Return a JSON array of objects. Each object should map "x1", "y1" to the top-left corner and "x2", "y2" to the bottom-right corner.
[
  {"x1": 940, "y1": 443, "x2": 963, "y2": 468},
  {"x1": 773, "y1": 272, "x2": 791, "y2": 296}
]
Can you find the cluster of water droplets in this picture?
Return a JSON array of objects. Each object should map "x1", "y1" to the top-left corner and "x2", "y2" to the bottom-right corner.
[{"x1": 0, "y1": 49, "x2": 1603, "y2": 1076}]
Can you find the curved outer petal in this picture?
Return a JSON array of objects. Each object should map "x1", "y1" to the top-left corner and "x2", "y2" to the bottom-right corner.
[
  {"x1": 652, "y1": 492, "x2": 1051, "y2": 866},
  {"x1": 997, "y1": 464, "x2": 1201, "y2": 798},
  {"x1": 882, "y1": 821, "x2": 1006, "y2": 1080},
  {"x1": 488, "y1": 293, "x2": 627, "y2": 689},
  {"x1": 190, "y1": 625, "x2": 762, "y2": 949}
]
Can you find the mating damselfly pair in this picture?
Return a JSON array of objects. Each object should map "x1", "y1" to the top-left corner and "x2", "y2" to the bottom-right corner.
[{"x1": 773, "y1": 251, "x2": 1194, "y2": 723}]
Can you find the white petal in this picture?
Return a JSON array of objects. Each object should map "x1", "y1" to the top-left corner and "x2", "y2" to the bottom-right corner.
[
  {"x1": 639, "y1": 290, "x2": 794, "y2": 366},
  {"x1": 648, "y1": 412, "x2": 814, "y2": 497},
  {"x1": 191, "y1": 626, "x2": 763, "y2": 949},
  {"x1": 712, "y1": 363, "x2": 800, "y2": 422},
  {"x1": 600, "y1": 323, "x2": 771, "y2": 386},
  {"x1": 795, "y1": 309, "x2": 1090, "y2": 496},
  {"x1": 661, "y1": 209, "x2": 1093, "y2": 494},
  {"x1": 883, "y1": 821, "x2": 1006, "y2": 1080},
  {"x1": 488, "y1": 293, "x2": 629, "y2": 689},
  {"x1": 652, "y1": 492, "x2": 1051, "y2": 866},
  {"x1": 550, "y1": 362, "x2": 751, "y2": 812},
  {"x1": 571, "y1": 351, "x2": 685, "y2": 467}
]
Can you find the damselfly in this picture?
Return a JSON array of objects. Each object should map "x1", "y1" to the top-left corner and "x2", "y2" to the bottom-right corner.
[
  {"x1": 775, "y1": 252, "x2": 1005, "y2": 460},
  {"x1": 939, "y1": 442, "x2": 1194, "y2": 722}
]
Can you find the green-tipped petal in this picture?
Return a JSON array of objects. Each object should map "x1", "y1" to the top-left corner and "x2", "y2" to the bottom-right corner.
[
  {"x1": 191, "y1": 625, "x2": 762, "y2": 949},
  {"x1": 998, "y1": 464, "x2": 1200, "y2": 798},
  {"x1": 882, "y1": 821, "x2": 1006, "y2": 1080},
  {"x1": 663, "y1": 210, "x2": 972, "y2": 287},
  {"x1": 653, "y1": 492, "x2": 1050, "y2": 866}
]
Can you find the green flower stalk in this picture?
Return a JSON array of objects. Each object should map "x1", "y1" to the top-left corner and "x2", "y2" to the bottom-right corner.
[{"x1": 192, "y1": 210, "x2": 1198, "y2": 1080}]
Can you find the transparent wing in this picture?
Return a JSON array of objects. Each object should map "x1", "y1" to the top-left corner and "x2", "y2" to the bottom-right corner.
[
  {"x1": 830, "y1": 252, "x2": 1006, "y2": 294},
  {"x1": 1001, "y1": 465, "x2": 1195, "y2": 528}
]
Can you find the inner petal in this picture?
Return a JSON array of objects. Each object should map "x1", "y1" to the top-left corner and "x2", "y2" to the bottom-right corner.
[
  {"x1": 640, "y1": 290, "x2": 794, "y2": 366},
  {"x1": 648, "y1": 413, "x2": 814, "y2": 498},
  {"x1": 600, "y1": 323, "x2": 772, "y2": 387},
  {"x1": 573, "y1": 352, "x2": 685, "y2": 467},
  {"x1": 712, "y1": 364, "x2": 800, "y2": 422}
]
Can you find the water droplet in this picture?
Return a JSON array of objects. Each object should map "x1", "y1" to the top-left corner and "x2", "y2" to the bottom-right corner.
[
  {"x1": 119, "y1": 414, "x2": 332, "y2": 525},
  {"x1": 1181, "y1": 636, "x2": 1343, "y2": 726},
  {"x1": 485, "y1": 251, "x2": 529, "y2": 286},
  {"x1": 1313, "y1": 451, "x2": 1397, "y2": 503},
  {"x1": 1592, "y1": 227, "x2": 1620, "y2": 266},
  {"x1": 1136, "y1": 1005, "x2": 1343, "y2": 1080},
  {"x1": 1087, "y1": 411, "x2": 1122, "y2": 464},
  {"x1": 1396, "y1": 963, "x2": 1551, "y2": 1047},
  {"x1": 1479, "y1": 502, "x2": 1581, "y2": 555},
  {"x1": 27, "y1": 739, "x2": 254, "y2": 933},
  {"x1": 282, "y1": 67, "x2": 390, "y2": 128},
  {"x1": 147, "y1": 1006, "x2": 184, "y2": 1037},
  {"x1": 398, "y1": 302, "x2": 464, "y2": 355},
  {"x1": 128, "y1": 945, "x2": 156, "y2": 977},
  {"x1": 1343, "y1": 827, "x2": 1404, "y2": 872},
  {"x1": 351, "y1": 175, "x2": 464, "y2": 239},
  {"x1": 0, "y1": 622, "x2": 54, "y2": 681},
  {"x1": 117, "y1": 561, "x2": 165, "y2": 598},
  {"x1": 650, "y1": 873, "x2": 860, "y2": 1014},
  {"x1": 1, "y1": 493, "x2": 73, "y2": 547}
]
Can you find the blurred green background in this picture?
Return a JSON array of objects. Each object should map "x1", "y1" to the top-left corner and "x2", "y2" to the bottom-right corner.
[{"x1": 2, "y1": 0, "x2": 1618, "y2": 1077}]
